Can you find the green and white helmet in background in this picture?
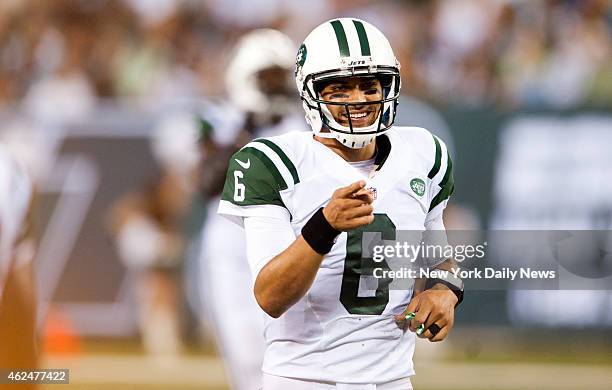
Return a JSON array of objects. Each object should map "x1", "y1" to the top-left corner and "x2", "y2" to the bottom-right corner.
[
  {"x1": 225, "y1": 29, "x2": 296, "y2": 116},
  {"x1": 295, "y1": 18, "x2": 401, "y2": 148}
]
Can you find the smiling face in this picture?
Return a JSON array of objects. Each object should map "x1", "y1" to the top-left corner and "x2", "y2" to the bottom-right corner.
[{"x1": 317, "y1": 76, "x2": 383, "y2": 128}]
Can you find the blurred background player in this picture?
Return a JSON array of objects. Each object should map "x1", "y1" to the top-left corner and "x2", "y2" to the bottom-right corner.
[
  {"x1": 195, "y1": 28, "x2": 306, "y2": 390},
  {"x1": 108, "y1": 116, "x2": 201, "y2": 363},
  {"x1": 0, "y1": 144, "x2": 37, "y2": 377}
]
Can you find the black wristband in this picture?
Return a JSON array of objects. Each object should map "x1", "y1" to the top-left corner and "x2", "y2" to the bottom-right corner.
[
  {"x1": 301, "y1": 208, "x2": 341, "y2": 255},
  {"x1": 425, "y1": 278, "x2": 464, "y2": 307}
]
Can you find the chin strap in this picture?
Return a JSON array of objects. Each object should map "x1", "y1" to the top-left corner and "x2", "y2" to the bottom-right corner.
[{"x1": 313, "y1": 130, "x2": 336, "y2": 138}]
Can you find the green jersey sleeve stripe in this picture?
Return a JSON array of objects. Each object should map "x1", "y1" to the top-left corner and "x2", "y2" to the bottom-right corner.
[
  {"x1": 221, "y1": 147, "x2": 287, "y2": 208},
  {"x1": 352, "y1": 20, "x2": 371, "y2": 56},
  {"x1": 252, "y1": 139, "x2": 300, "y2": 185},
  {"x1": 427, "y1": 134, "x2": 442, "y2": 179},
  {"x1": 247, "y1": 142, "x2": 295, "y2": 188},
  {"x1": 439, "y1": 151, "x2": 453, "y2": 188},
  {"x1": 429, "y1": 181, "x2": 454, "y2": 212},
  {"x1": 330, "y1": 20, "x2": 350, "y2": 57},
  {"x1": 197, "y1": 118, "x2": 214, "y2": 141},
  {"x1": 242, "y1": 147, "x2": 288, "y2": 191},
  {"x1": 429, "y1": 152, "x2": 454, "y2": 211}
]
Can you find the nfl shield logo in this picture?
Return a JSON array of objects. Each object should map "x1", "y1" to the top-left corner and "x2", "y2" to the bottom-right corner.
[{"x1": 366, "y1": 186, "x2": 378, "y2": 200}]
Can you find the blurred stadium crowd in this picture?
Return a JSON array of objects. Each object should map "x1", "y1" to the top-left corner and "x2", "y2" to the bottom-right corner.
[
  {"x1": 0, "y1": 0, "x2": 610, "y2": 113},
  {"x1": 0, "y1": 1, "x2": 611, "y2": 388}
]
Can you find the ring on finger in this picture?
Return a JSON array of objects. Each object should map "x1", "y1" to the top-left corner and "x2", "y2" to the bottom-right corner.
[{"x1": 428, "y1": 323, "x2": 442, "y2": 337}]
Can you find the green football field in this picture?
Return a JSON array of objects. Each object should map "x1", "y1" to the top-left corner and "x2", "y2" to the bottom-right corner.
[{"x1": 39, "y1": 328, "x2": 612, "y2": 390}]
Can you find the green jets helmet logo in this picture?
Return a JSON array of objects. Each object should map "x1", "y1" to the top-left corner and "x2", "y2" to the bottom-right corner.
[
  {"x1": 410, "y1": 178, "x2": 426, "y2": 197},
  {"x1": 295, "y1": 44, "x2": 307, "y2": 76}
]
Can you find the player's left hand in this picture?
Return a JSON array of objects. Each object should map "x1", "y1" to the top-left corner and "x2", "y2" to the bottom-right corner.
[{"x1": 394, "y1": 284, "x2": 458, "y2": 342}]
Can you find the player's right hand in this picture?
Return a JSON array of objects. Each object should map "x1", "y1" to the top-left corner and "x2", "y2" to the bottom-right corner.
[{"x1": 323, "y1": 180, "x2": 375, "y2": 231}]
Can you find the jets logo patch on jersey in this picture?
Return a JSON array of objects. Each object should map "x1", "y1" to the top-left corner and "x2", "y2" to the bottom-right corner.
[{"x1": 410, "y1": 178, "x2": 426, "y2": 197}]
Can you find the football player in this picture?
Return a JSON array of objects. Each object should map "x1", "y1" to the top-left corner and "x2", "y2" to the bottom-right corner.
[
  {"x1": 218, "y1": 18, "x2": 463, "y2": 389},
  {"x1": 0, "y1": 145, "x2": 36, "y2": 374},
  {"x1": 108, "y1": 113, "x2": 201, "y2": 361},
  {"x1": 196, "y1": 29, "x2": 305, "y2": 390}
]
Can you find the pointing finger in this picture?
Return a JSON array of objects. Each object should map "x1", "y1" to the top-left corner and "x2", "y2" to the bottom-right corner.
[{"x1": 336, "y1": 180, "x2": 366, "y2": 198}]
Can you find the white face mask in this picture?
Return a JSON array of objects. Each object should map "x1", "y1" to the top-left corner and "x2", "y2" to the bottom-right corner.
[
  {"x1": 319, "y1": 103, "x2": 383, "y2": 148},
  {"x1": 301, "y1": 72, "x2": 401, "y2": 149}
]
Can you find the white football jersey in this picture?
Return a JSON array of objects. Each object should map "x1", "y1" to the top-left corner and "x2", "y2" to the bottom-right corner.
[
  {"x1": 0, "y1": 146, "x2": 33, "y2": 299},
  {"x1": 218, "y1": 127, "x2": 453, "y2": 383}
]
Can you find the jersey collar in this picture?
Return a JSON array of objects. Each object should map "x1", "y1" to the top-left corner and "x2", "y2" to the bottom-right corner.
[{"x1": 373, "y1": 134, "x2": 392, "y2": 172}]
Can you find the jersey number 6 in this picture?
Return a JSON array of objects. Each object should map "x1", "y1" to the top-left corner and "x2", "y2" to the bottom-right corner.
[
  {"x1": 233, "y1": 170, "x2": 245, "y2": 202},
  {"x1": 340, "y1": 214, "x2": 395, "y2": 315}
]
